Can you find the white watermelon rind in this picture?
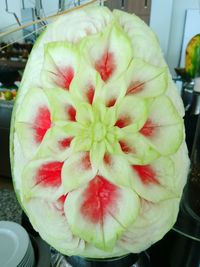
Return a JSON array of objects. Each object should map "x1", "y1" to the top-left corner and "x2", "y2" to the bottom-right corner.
[{"x1": 10, "y1": 30, "x2": 47, "y2": 213}]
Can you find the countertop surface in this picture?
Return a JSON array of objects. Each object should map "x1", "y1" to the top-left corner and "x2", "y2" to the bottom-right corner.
[{"x1": 0, "y1": 188, "x2": 22, "y2": 224}]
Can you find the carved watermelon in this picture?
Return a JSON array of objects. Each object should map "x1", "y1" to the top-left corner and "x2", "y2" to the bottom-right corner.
[
  {"x1": 185, "y1": 34, "x2": 200, "y2": 79},
  {"x1": 10, "y1": 6, "x2": 190, "y2": 258}
]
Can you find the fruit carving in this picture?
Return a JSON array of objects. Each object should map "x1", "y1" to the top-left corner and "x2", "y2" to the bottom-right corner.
[
  {"x1": 10, "y1": 7, "x2": 189, "y2": 258},
  {"x1": 185, "y1": 33, "x2": 200, "y2": 79}
]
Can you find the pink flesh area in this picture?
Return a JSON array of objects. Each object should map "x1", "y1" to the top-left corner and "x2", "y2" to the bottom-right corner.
[
  {"x1": 115, "y1": 116, "x2": 131, "y2": 128},
  {"x1": 126, "y1": 81, "x2": 145, "y2": 95},
  {"x1": 55, "y1": 66, "x2": 74, "y2": 90},
  {"x1": 35, "y1": 161, "x2": 64, "y2": 187},
  {"x1": 58, "y1": 137, "x2": 73, "y2": 150},
  {"x1": 33, "y1": 107, "x2": 51, "y2": 143},
  {"x1": 54, "y1": 194, "x2": 68, "y2": 215},
  {"x1": 140, "y1": 119, "x2": 156, "y2": 137},
  {"x1": 106, "y1": 98, "x2": 116, "y2": 108},
  {"x1": 119, "y1": 140, "x2": 132, "y2": 154},
  {"x1": 80, "y1": 175, "x2": 118, "y2": 224},
  {"x1": 66, "y1": 105, "x2": 76, "y2": 121},
  {"x1": 132, "y1": 165, "x2": 160, "y2": 185},
  {"x1": 81, "y1": 152, "x2": 92, "y2": 170},
  {"x1": 58, "y1": 194, "x2": 68, "y2": 204},
  {"x1": 95, "y1": 51, "x2": 115, "y2": 82},
  {"x1": 86, "y1": 86, "x2": 95, "y2": 104},
  {"x1": 103, "y1": 153, "x2": 112, "y2": 165}
]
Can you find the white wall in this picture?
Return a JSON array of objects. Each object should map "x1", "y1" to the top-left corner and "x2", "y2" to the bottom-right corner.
[
  {"x1": 150, "y1": 0, "x2": 173, "y2": 58},
  {"x1": 0, "y1": 0, "x2": 21, "y2": 30},
  {"x1": 0, "y1": 0, "x2": 22, "y2": 42},
  {"x1": 150, "y1": 0, "x2": 200, "y2": 75},
  {"x1": 167, "y1": 0, "x2": 200, "y2": 75}
]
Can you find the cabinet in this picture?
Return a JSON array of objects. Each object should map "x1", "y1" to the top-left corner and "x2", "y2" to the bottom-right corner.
[
  {"x1": 105, "y1": 0, "x2": 152, "y2": 24},
  {"x1": 0, "y1": 102, "x2": 13, "y2": 178}
]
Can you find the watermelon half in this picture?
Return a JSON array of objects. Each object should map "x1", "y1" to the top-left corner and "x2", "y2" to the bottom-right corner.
[{"x1": 10, "y1": 6, "x2": 190, "y2": 258}]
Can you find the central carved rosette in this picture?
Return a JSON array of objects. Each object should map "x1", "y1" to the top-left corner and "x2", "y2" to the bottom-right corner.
[
  {"x1": 72, "y1": 103, "x2": 120, "y2": 157},
  {"x1": 91, "y1": 122, "x2": 107, "y2": 142}
]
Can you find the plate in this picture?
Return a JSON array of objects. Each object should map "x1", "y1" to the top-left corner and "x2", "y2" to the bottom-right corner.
[{"x1": 0, "y1": 221, "x2": 30, "y2": 267}]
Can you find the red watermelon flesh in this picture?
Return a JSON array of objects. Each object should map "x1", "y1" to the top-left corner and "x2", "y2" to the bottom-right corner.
[
  {"x1": 33, "y1": 107, "x2": 51, "y2": 143},
  {"x1": 54, "y1": 66, "x2": 74, "y2": 90},
  {"x1": 80, "y1": 175, "x2": 118, "y2": 224},
  {"x1": 95, "y1": 51, "x2": 116, "y2": 81}
]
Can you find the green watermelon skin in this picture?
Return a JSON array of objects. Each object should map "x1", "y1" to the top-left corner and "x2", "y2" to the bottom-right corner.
[
  {"x1": 10, "y1": 6, "x2": 189, "y2": 258},
  {"x1": 185, "y1": 34, "x2": 200, "y2": 79}
]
